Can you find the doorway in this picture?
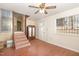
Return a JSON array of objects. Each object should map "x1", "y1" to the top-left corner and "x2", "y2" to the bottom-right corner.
[
  {"x1": 17, "y1": 20, "x2": 22, "y2": 31},
  {"x1": 38, "y1": 21, "x2": 48, "y2": 41},
  {"x1": 13, "y1": 12, "x2": 24, "y2": 32}
]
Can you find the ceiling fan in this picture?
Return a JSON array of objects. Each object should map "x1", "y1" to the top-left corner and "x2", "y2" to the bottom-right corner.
[{"x1": 28, "y1": 3, "x2": 56, "y2": 14}]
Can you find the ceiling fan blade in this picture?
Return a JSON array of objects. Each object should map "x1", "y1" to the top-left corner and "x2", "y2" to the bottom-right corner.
[
  {"x1": 41, "y1": 3, "x2": 45, "y2": 7},
  {"x1": 44, "y1": 10, "x2": 48, "y2": 14},
  {"x1": 46, "y1": 6, "x2": 56, "y2": 9},
  {"x1": 28, "y1": 5, "x2": 39, "y2": 8},
  {"x1": 35, "y1": 10, "x2": 39, "y2": 14}
]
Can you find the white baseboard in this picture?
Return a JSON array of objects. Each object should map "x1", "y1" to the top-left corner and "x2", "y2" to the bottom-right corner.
[
  {"x1": 39, "y1": 39, "x2": 79, "y2": 53},
  {"x1": 50, "y1": 42, "x2": 79, "y2": 53}
]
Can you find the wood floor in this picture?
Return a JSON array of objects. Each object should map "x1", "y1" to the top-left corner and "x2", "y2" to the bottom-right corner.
[{"x1": 0, "y1": 39, "x2": 79, "y2": 56}]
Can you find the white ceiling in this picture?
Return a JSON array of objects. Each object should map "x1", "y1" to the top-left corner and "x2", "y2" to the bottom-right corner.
[{"x1": 0, "y1": 3, "x2": 79, "y2": 20}]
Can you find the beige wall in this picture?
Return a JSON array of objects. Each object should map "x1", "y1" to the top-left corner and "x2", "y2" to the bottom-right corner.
[
  {"x1": 0, "y1": 32, "x2": 12, "y2": 41},
  {"x1": 0, "y1": 10, "x2": 1, "y2": 31},
  {"x1": 37, "y1": 7, "x2": 79, "y2": 52},
  {"x1": 22, "y1": 15, "x2": 26, "y2": 32},
  {"x1": 26, "y1": 17, "x2": 37, "y2": 26}
]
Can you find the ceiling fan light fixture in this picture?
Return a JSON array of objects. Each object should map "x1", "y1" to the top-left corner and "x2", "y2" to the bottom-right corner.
[
  {"x1": 28, "y1": 3, "x2": 56, "y2": 14},
  {"x1": 39, "y1": 9, "x2": 45, "y2": 13}
]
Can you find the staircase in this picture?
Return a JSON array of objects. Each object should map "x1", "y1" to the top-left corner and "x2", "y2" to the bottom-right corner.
[{"x1": 14, "y1": 32, "x2": 31, "y2": 49}]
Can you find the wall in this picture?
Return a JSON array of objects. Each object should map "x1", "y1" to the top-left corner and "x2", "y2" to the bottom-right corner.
[
  {"x1": 0, "y1": 10, "x2": 1, "y2": 32},
  {"x1": 22, "y1": 15, "x2": 26, "y2": 32},
  {"x1": 26, "y1": 17, "x2": 37, "y2": 26},
  {"x1": 37, "y1": 7, "x2": 79, "y2": 52},
  {"x1": 0, "y1": 9, "x2": 12, "y2": 42},
  {"x1": 0, "y1": 32, "x2": 12, "y2": 41}
]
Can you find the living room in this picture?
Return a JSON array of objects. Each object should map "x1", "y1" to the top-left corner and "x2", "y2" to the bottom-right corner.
[{"x1": 0, "y1": 2, "x2": 79, "y2": 56}]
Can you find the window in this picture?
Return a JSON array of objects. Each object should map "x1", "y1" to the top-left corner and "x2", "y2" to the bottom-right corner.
[
  {"x1": 56, "y1": 15, "x2": 79, "y2": 34},
  {"x1": 0, "y1": 9, "x2": 12, "y2": 32}
]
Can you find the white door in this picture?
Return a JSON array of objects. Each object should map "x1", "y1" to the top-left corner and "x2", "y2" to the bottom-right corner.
[{"x1": 38, "y1": 20, "x2": 48, "y2": 41}]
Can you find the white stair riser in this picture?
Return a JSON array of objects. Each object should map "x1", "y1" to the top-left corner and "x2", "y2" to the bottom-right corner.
[
  {"x1": 15, "y1": 43, "x2": 30, "y2": 47},
  {"x1": 14, "y1": 36, "x2": 26, "y2": 38},
  {"x1": 14, "y1": 38, "x2": 27, "y2": 40},
  {"x1": 14, "y1": 34, "x2": 25, "y2": 36},
  {"x1": 15, "y1": 41, "x2": 29, "y2": 45},
  {"x1": 15, "y1": 43, "x2": 30, "y2": 49},
  {"x1": 14, "y1": 39, "x2": 28, "y2": 42}
]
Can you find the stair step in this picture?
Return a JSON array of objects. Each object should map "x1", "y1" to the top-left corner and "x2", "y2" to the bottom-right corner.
[
  {"x1": 14, "y1": 37, "x2": 27, "y2": 40},
  {"x1": 14, "y1": 33, "x2": 25, "y2": 36},
  {"x1": 15, "y1": 39, "x2": 29, "y2": 43},
  {"x1": 15, "y1": 39, "x2": 28, "y2": 42},
  {"x1": 14, "y1": 32, "x2": 30, "y2": 49},
  {"x1": 14, "y1": 36, "x2": 27, "y2": 39},
  {"x1": 15, "y1": 40, "x2": 29, "y2": 45},
  {"x1": 15, "y1": 42, "x2": 30, "y2": 47},
  {"x1": 15, "y1": 43, "x2": 30, "y2": 49}
]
